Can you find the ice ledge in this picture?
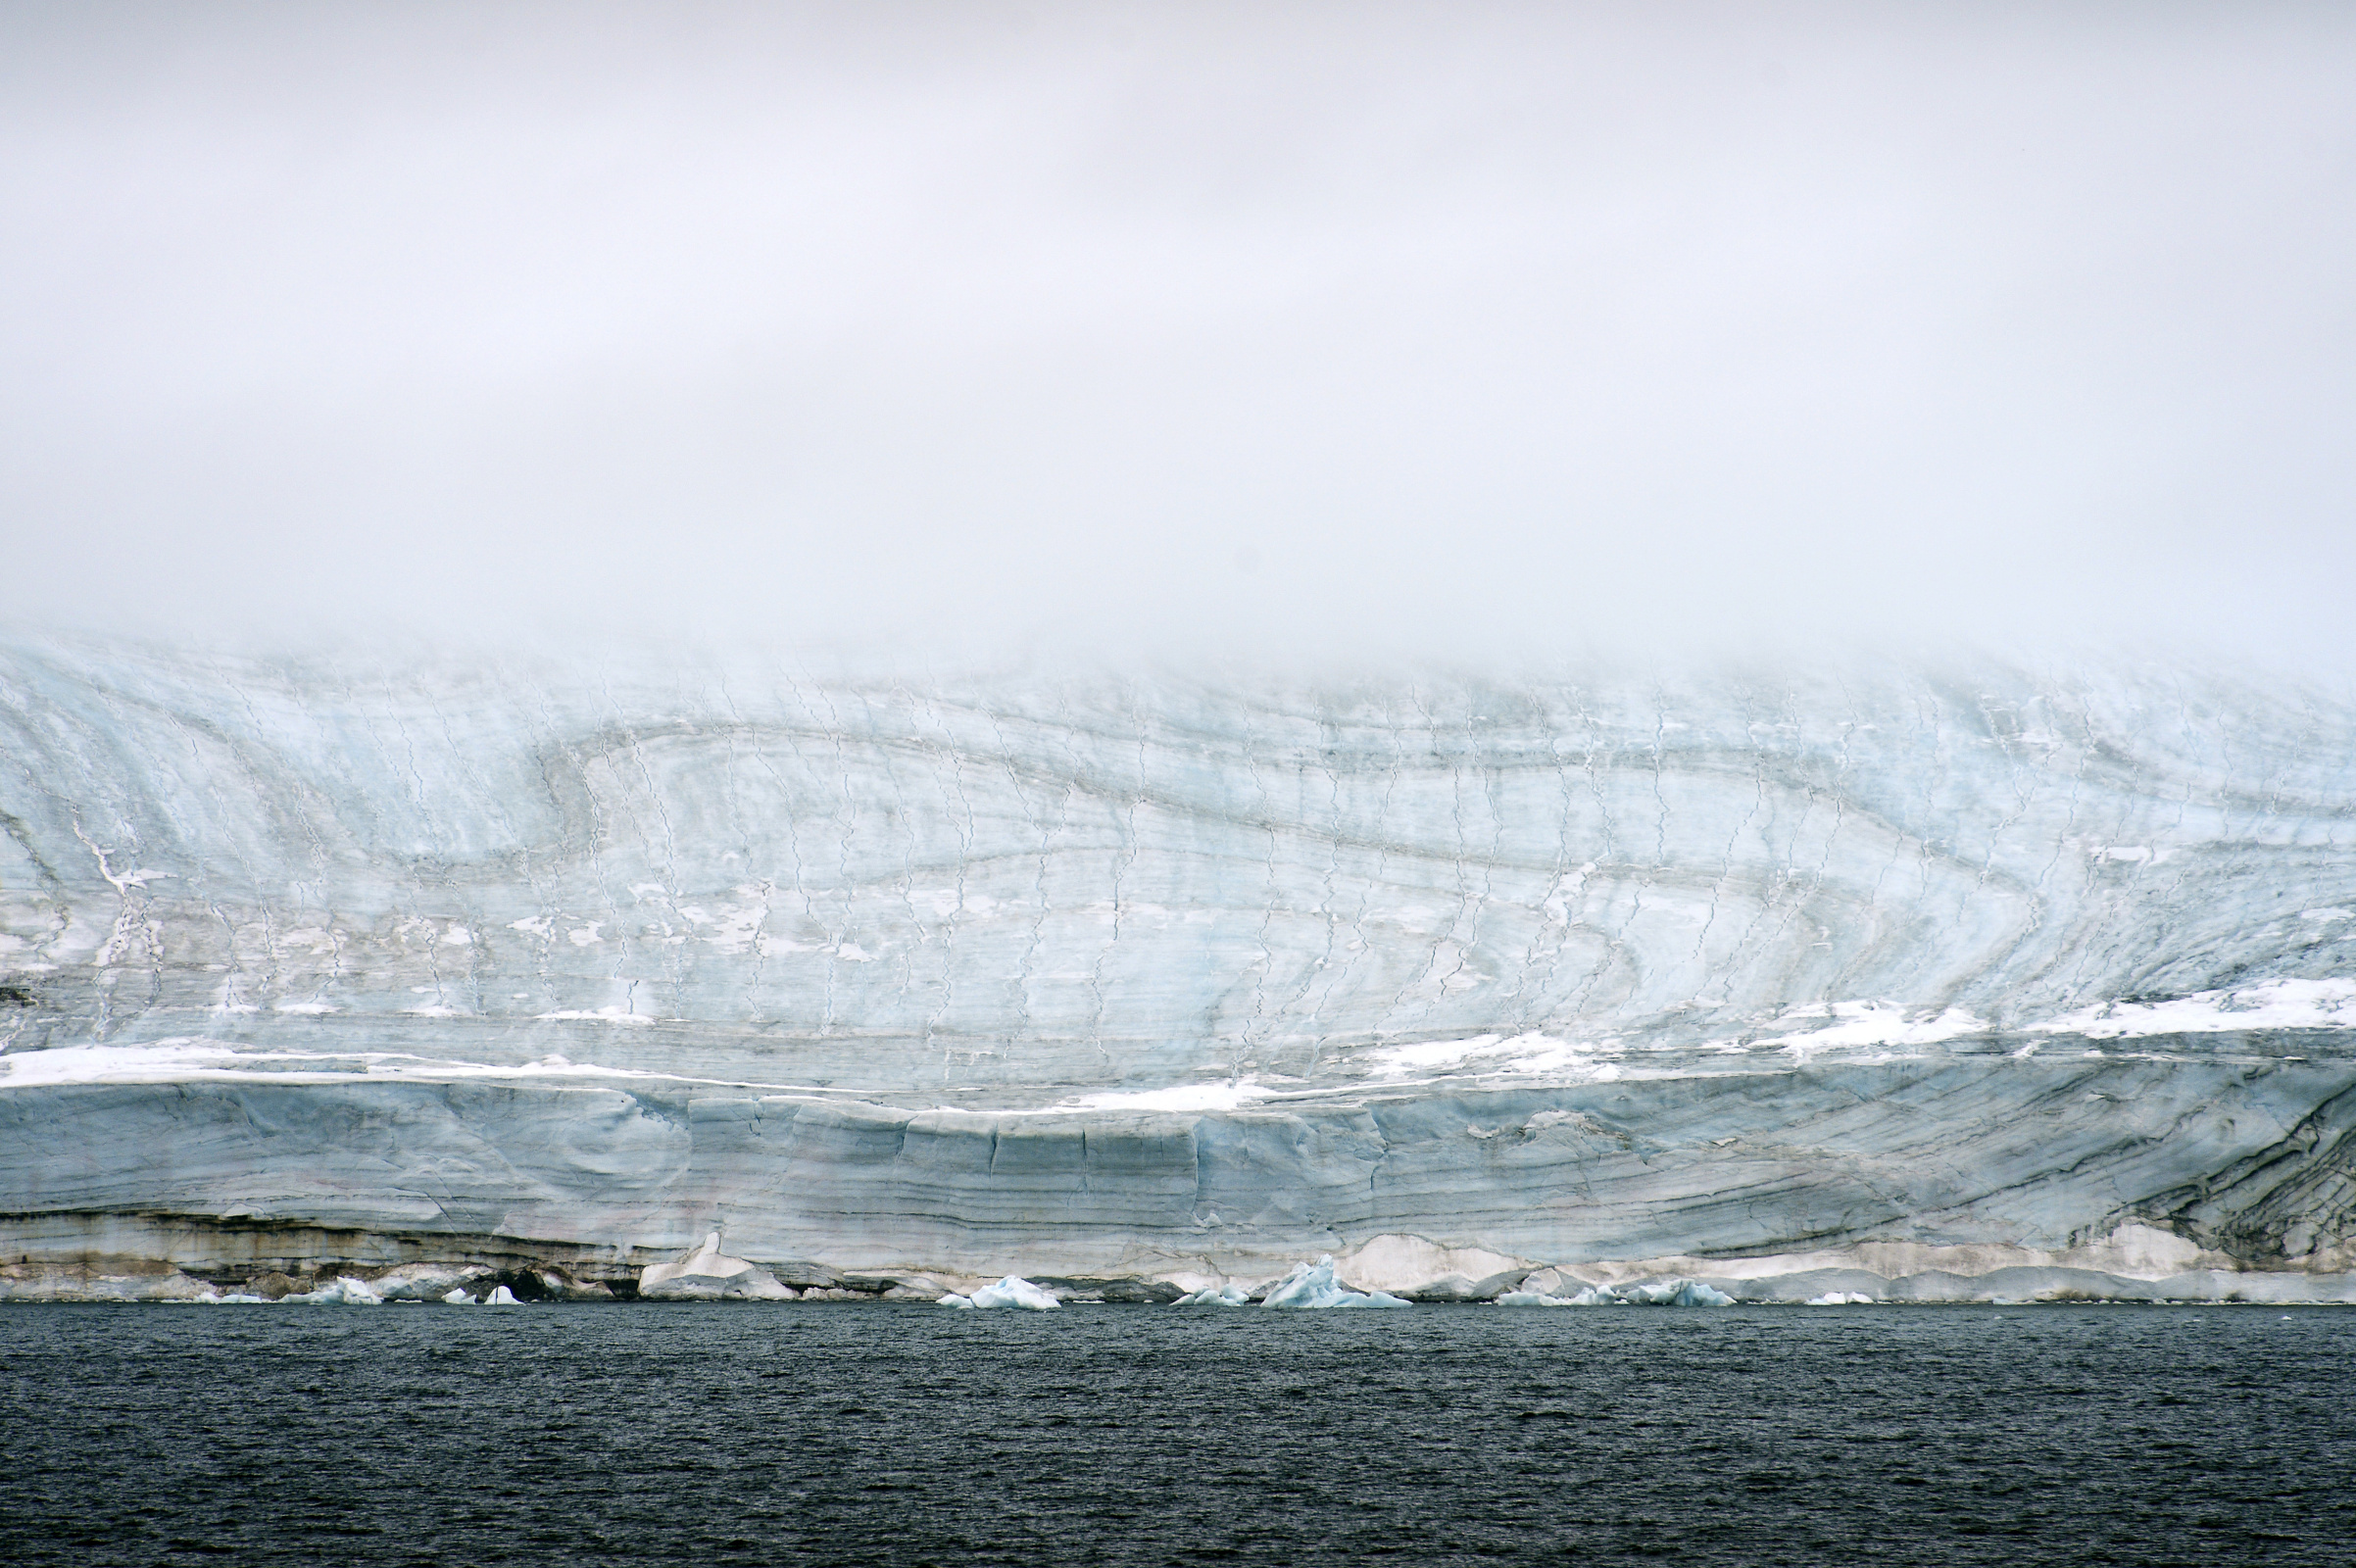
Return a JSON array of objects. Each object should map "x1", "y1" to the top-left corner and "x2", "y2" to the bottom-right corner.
[{"x1": 6, "y1": 1224, "x2": 2355, "y2": 1307}]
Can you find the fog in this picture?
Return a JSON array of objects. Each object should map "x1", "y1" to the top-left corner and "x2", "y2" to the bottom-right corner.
[{"x1": 3, "y1": 2, "x2": 2351, "y2": 671}]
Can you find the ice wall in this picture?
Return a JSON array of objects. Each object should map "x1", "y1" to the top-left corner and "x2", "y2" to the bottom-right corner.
[{"x1": 2, "y1": 639, "x2": 2353, "y2": 1289}]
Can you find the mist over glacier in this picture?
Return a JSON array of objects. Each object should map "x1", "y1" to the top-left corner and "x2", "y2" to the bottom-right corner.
[
  {"x1": 5, "y1": 4, "x2": 2356, "y2": 1304},
  {"x1": 3, "y1": 638, "x2": 2353, "y2": 1300}
]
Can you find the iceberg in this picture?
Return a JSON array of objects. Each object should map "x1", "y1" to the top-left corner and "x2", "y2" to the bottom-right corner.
[
  {"x1": 1259, "y1": 1257, "x2": 1412, "y2": 1310},
  {"x1": 942, "y1": 1276, "x2": 1061, "y2": 1310},
  {"x1": 2, "y1": 642, "x2": 2355, "y2": 1303},
  {"x1": 637, "y1": 1233, "x2": 794, "y2": 1300},
  {"x1": 1173, "y1": 1284, "x2": 1252, "y2": 1306}
]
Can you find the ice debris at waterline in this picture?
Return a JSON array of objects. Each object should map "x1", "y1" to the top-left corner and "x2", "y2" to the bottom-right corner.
[
  {"x1": 195, "y1": 1276, "x2": 387, "y2": 1306},
  {"x1": 1495, "y1": 1277, "x2": 1734, "y2": 1307},
  {"x1": 1259, "y1": 1257, "x2": 1413, "y2": 1310},
  {"x1": 5, "y1": 642, "x2": 2356, "y2": 1303},
  {"x1": 941, "y1": 1277, "x2": 1062, "y2": 1310},
  {"x1": 1174, "y1": 1285, "x2": 1253, "y2": 1306}
]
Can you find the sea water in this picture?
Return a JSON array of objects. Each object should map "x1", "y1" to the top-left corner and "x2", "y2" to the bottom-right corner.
[{"x1": 3, "y1": 1304, "x2": 2351, "y2": 1565}]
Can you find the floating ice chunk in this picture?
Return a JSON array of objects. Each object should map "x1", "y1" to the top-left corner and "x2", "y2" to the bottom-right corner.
[
  {"x1": 1804, "y1": 1292, "x2": 1877, "y2": 1305},
  {"x1": 483, "y1": 1285, "x2": 520, "y2": 1305},
  {"x1": 1494, "y1": 1290, "x2": 1577, "y2": 1306},
  {"x1": 1173, "y1": 1284, "x2": 1252, "y2": 1306},
  {"x1": 442, "y1": 1288, "x2": 475, "y2": 1305},
  {"x1": 937, "y1": 1293, "x2": 976, "y2": 1308},
  {"x1": 964, "y1": 1276, "x2": 1061, "y2": 1310},
  {"x1": 1259, "y1": 1256, "x2": 1412, "y2": 1310}
]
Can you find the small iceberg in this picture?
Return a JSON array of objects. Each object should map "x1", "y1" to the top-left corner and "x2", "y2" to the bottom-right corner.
[
  {"x1": 1259, "y1": 1257, "x2": 1412, "y2": 1310},
  {"x1": 1172, "y1": 1284, "x2": 1252, "y2": 1306},
  {"x1": 637, "y1": 1231, "x2": 795, "y2": 1300},
  {"x1": 939, "y1": 1276, "x2": 1061, "y2": 1310},
  {"x1": 1804, "y1": 1292, "x2": 1877, "y2": 1306},
  {"x1": 483, "y1": 1285, "x2": 521, "y2": 1305}
]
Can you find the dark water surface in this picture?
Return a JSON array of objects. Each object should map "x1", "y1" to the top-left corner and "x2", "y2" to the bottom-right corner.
[{"x1": 3, "y1": 1302, "x2": 2352, "y2": 1565}]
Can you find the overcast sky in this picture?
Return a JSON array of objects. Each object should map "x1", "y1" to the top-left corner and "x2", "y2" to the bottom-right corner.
[{"x1": 3, "y1": 2, "x2": 2351, "y2": 669}]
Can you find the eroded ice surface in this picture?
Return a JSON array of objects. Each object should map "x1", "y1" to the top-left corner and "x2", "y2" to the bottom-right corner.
[{"x1": 3, "y1": 641, "x2": 2355, "y2": 1295}]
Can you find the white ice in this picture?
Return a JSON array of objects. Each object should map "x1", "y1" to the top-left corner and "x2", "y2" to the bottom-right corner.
[
  {"x1": 1173, "y1": 1284, "x2": 1252, "y2": 1306},
  {"x1": 1258, "y1": 1257, "x2": 1412, "y2": 1310},
  {"x1": 944, "y1": 1276, "x2": 1061, "y2": 1310}
]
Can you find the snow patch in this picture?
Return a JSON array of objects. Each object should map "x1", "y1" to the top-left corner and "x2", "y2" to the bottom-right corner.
[
  {"x1": 1363, "y1": 1032, "x2": 1590, "y2": 1078},
  {"x1": 1058, "y1": 1079, "x2": 1273, "y2": 1113},
  {"x1": 1749, "y1": 1003, "x2": 1985, "y2": 1058},
  {"x1": 2031, "y1": 978, "x2": 2356, "y2": 1039}
]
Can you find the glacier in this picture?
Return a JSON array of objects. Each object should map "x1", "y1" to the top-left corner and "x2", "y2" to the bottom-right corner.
[{"x1": 2, "y1": 637, "x2": 2354, "y2": 1304}]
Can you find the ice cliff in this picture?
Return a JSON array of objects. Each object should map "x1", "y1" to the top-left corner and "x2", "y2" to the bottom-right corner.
[{"x1": 2, "y1": 638, "x2": 2353, "y2": 1301}]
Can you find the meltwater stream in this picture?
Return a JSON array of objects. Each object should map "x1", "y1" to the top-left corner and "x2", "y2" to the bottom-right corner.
[{"x1": 4, "y1": 1305, "x2": 2352, "y2": 1566}]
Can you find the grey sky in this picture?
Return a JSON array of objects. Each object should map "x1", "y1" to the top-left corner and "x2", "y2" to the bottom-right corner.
[{"x1": 3, "y1": 2, "x2": 2351, "y2": 668}]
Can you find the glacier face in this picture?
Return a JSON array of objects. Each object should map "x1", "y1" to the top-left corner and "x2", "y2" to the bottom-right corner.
[{"x1": 2, "y1": 639, "x2": 2354, "y2": 1296}]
